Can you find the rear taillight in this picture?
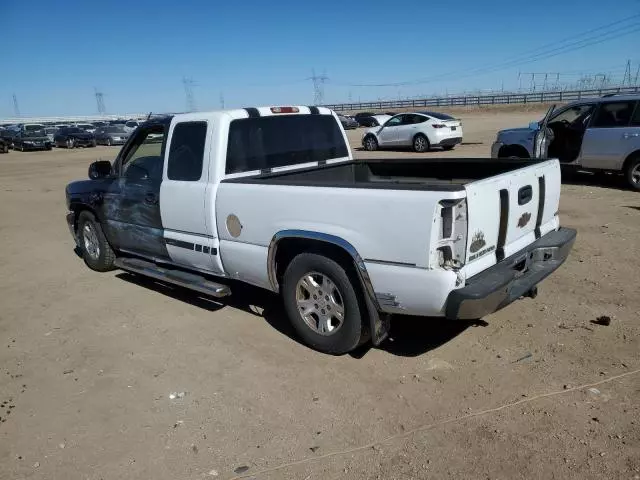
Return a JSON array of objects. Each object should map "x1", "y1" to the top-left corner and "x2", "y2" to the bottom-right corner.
[
  {"x1": 432, "y1": 198, "x2": 467, "y2": 271},
  {"x1": 432, "y1": 124, "x2": 446, "y2": 128}
]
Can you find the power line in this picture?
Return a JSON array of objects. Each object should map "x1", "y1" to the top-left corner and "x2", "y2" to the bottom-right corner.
[{"x1": 331, "y1": 14, "x2": 640, "y2": 87}]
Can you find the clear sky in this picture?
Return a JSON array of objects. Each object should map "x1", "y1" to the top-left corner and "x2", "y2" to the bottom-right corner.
[{"x1": 1, "y1": 0, "x2": 640, "y2": 117}]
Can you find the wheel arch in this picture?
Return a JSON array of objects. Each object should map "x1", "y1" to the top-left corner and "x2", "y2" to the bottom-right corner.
[
  {"x1": 268, "y1": 230, "x2": 389, "y2": 345},
  {"x1": 497, "y1": 144, "x2": 530, "y2": 159},
  {"x1": 69, "y1": 202, "x2": 99, "y2": 234},
  {"x1": 622, "y1": 149, "x2": 640, "y2": 172}
]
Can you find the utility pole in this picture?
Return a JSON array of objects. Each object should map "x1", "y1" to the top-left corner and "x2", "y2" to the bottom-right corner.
[
  {"x1": 219, "y1": 92, "x2": 225, "y2": 110},
  {"x1": 182, "y1": 77, "x2": 197, "y2": 112},
  {"x1": 12, "y1": 94, "x2": 20, "y2": 117},
  {"x1": 309, "y1": 69, "x2": 328, "y2": 105},
  {"x1": 94, "y1": 87, "x2": 106, "y2": 114}
]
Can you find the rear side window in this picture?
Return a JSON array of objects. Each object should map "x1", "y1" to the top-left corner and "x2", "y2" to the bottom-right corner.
[
  {"x1": 592, "y1": 102, "x2": 635, "y2": 128},
  {"x1": 226, "y1": 115, "x2": 348, "y2": 174},
  {"x1": 168, "y1": 122, "x2": 207, "y2": 181},
  {"x1": 630, "y1": 102, "x2": 640, "y2": 126}
]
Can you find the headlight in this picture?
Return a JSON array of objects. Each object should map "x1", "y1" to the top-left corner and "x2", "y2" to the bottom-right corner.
[{"x1": 24, "y1": 141, "x2": 34, "y2": 145}]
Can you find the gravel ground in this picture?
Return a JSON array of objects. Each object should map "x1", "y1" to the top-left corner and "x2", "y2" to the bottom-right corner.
[{"x1": 0, "y1": 108, "x2": 638, "y2": 480}]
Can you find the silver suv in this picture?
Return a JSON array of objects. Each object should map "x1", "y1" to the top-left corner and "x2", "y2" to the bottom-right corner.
[{"x1": 491, "y1": 94, "x2": 640, "y2": 190}]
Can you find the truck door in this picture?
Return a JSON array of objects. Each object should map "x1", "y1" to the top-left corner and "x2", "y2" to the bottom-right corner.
[
  {"x1": 107, "y1": 124, "x2": 169, "y2": 260},
  {"x1": 580, "y1": 100, "x2": 638, "y2": 170},
  {"x1": 160, "y1": 119, "x2": 225, "y2": 275}
]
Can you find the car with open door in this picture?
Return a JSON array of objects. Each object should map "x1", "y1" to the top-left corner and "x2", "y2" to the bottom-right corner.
[{"x1": 492, "y1": 94, "x2": 640, "y2": 190}]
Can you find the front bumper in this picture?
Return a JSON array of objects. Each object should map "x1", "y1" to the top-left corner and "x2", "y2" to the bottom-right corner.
[{"x1": 445, "y1": 227, "x2": 577, "y2": 320}]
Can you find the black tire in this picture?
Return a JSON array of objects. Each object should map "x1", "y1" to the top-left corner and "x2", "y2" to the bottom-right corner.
[
  {"x1": 625, "y1": 155, "x2": 640, "y2": 191},
  {"x1": 77, "y1": 211, "x2": 116, "y2": 272},
  {"x1": 442, "y1": 145, "x2": 455, "y2": 151},
  {"x1": 363, "y1": 135, "x2": 378, "y2": 151},
  {"x1": 66, "y1": 138, "x2": 75, "y2": 149},
  {"x1": 46, "y1": 145, "x2": 52, "y2": 151},
  {"x1": 106, "y1": 137, "x2": 112, "y2": 146},
  {"x1": 282, "y1": 253, "x2": 363, "y2": 354},
  {"x1": 413, "y1": 134, "x2": 430, "y2": 153}
]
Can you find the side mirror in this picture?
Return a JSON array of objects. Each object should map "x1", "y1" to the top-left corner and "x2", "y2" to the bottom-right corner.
[
  {"x1": 529, "y1": 121, "x2": 540, "y2": 130},
  {"x1": 88, "y1": 160, "x2": 112, "y2": 179}
]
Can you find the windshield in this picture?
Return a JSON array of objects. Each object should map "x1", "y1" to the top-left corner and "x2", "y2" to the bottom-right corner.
[
  {"x1": 106, "y1": 126, "x2": 127, "y2": 133},
  {"x1": 549, "y1": 104, "x2": 594, "y2": 125},
  {"x1": 65, "y1": 127, "x2": 84, "y2": 134},
  {"x1": 44, "y1": 128, "x2": 57, "y2": 134},
  {"x1": 25, "y1": 125, "x2": 45, "y2": 132},
  {"x1": 24, "y1": 130, "x2": 45, "y2": 137},
  {"x1": 77, "y1": 124, "x2": 93, "y2": 129}
]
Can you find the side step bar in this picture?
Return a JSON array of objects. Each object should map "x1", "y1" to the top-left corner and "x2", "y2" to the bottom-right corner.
[{"x1": 114, "y1": 257, "x2": 231, "y2": 298}]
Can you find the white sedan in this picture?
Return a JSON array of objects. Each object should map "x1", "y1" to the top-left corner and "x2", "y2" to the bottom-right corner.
[{"x1": 362, "y1": 111, "x2": 463, "y2": 152}]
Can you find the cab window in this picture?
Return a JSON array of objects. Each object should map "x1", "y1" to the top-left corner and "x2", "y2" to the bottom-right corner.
[{"x1": 120, "y1": 126, "x2": 166, "y2": 182}]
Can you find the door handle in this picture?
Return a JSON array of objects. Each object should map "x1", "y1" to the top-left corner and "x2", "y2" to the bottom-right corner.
[
  {"x1": 623, "y1": 133, "x2": 639, "y2": 139},
  {"x1": 144, "y1": 192, "x2": 158, "y2": 205}
]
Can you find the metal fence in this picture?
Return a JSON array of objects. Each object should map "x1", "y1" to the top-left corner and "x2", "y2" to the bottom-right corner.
[{"x1": 324, "y1": 85, "x2": 640, "y2": 112}]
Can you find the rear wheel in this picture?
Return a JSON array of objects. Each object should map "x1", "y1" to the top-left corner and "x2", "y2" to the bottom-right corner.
[
  {"x1": 413, "y1": 134, "x2": 430, "y2": 153},
  {"x1": 282, "y1": 253, "x2": 363, "y2": 354},
  {"x1": 77, "y1": 211, "x2": 116, "y2": 271},
  {"x1": 625, "y1": 155, "x2": 640, "y2": 191},
  {"x1": 66, "y1": 138, "x2": 75, "y2": 149},
  {"x1": 363, "y1": 135, "x2": 378, "y2": 151}
]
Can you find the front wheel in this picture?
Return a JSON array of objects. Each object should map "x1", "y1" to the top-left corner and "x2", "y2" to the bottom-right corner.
[
  {"x1": 363, "y1": 135, "x2": 378, "y2": 151},
  {"x1": 77, "y1": 211, "x2": 116, "y2": 271},
  {"x1": 413, "y1": 134, "x2": 430, "y2": 153},
  {"x1": 106, "y1": 138, "x2": 112, "y2": 146},
  {"x1": 282, "y1": 253, "x2": 364, "y2": 354},
  {"x1": 66, "y1": 138, "x2": 75, "y2": 149},
  {"x1": 625, "y1": 156, "x2": 640, "y2": 191}
]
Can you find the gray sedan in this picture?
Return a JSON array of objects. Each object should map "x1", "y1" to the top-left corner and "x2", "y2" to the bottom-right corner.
[{"x1": 95, "y1": 126, "x2": 130, "y2": 146}]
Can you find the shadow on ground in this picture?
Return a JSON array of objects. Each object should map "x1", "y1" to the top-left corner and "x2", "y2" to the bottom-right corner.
[
  {"x1": 115, "y1": 272, "x2": 475, "y2": 358},
  {"x1": 561, "y1": 168, "x2": 634, "y2": 192}
]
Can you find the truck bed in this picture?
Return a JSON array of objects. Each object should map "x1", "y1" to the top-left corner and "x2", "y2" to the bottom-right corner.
[{"x1": 222, "y1": 158, "x2": 548, "y2": 191}]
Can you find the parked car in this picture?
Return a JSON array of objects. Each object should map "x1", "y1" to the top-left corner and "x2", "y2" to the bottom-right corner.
[
  {"x1": 0, "y1": 129, "x2": 14, "y2": 150},
  {"x1": 95, "y1": 125, "x2": 130, "y2": 146},
  {"x1": 75, "y1": 123, "x2": 97, "y2": 134},
  {"x1": 92, "y1": 121, "x2": 108, "y2": 128},
  {"x1": 44, "y1": 127, "x2": 58, "y2": 145},
  {"x1": 362, "y1": 112, "x2": 462, "y2": 152},
  {"x1": 13, "y1": 130, "x2": 52, "y2": 151},
  {"x1": 54, "y1": 127, "x2": 96, "y2": 148},
  {"x1": 354, "y1": 112, "x2": 377, "y2": 126},
  {"x1": 491, "y1": 94, "x2": 640, "y2": 190},
  {"x1": 124, "y1": 120, "x2": 141, "y2": 133},
  {"x1": 338, "y1": 114, "x2": 359, "y2": 130},
  {"x1": 22, "y1": 123, "x2": 46, "y2": 134},
  {"x1": 64, "y1": 105, "x2": 574, "y2": 354},
  {"x1": 0, "y1": 134, "x2": 9, "y2": 153}
]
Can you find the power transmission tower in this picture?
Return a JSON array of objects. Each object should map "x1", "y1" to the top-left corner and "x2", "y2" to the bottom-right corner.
[
  {"x1": 309, "y1": 69, "x2": 328, "y2": 105},
  {"x1": 623, "y1": 59, "x2": 632, "y2": 86},
  {"x1": 219, "y1": 92, "x2": 225, "y2": 110},
  {"x1": 634, "y1": 63, "x2": 640, "y2": 85},
  {"x1": 182, "y1": 77, "x2": 197, "y2": 112},
  {"x1": 12, "y1": 94, "x2": 20, "y2": 117},
  {"x1": 94, "y1": 87, "x2": 106, "y2": 114}
]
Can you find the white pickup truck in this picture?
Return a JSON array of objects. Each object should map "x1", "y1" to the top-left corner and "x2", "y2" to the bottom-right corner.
[{"x1": 65, "y1": 106, "x2": 576, "y2": 354}]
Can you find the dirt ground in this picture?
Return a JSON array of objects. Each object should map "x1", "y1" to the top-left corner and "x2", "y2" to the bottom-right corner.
[{"x1": 1, "y1": 108, "x2": 639, "y2": 480}]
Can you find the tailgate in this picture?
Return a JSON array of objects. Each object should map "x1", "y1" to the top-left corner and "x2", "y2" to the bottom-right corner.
[{"x1": 463, "y1": 160, "x2": 561, "y2": 277}]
